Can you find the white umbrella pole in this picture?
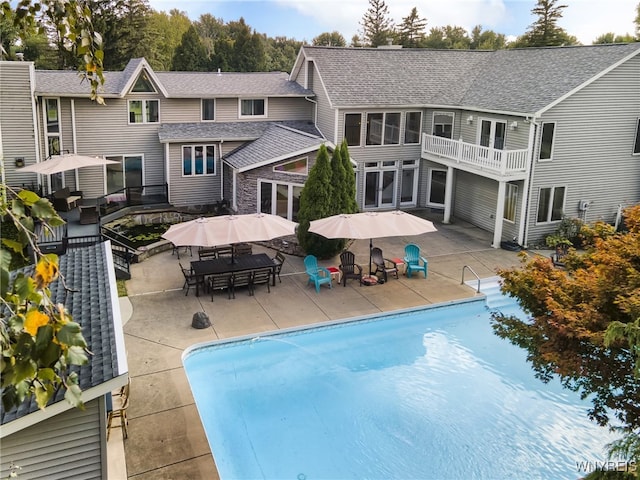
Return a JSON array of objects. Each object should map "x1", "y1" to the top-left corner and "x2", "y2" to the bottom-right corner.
[{"x1": 369, "y1": 238, "x2": 373, "y2": 276}]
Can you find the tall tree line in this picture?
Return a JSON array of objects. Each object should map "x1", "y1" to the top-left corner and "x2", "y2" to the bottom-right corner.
[{"x1": 3, "y1": 0, "x2": 640, "y2": 73}]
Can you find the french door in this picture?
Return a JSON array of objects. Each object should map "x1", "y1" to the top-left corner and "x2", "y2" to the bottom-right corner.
[
  {"x1": 364, "y1": 161, "x2": 397, "y2": 209},
  {"x1": 479, "y1": 120, "x2": 506, "y2": 150}
]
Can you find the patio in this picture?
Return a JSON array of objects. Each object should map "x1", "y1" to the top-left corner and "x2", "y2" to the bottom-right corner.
[{"x1": 112, "y1": 211, "x2": 525, "y2": 479}]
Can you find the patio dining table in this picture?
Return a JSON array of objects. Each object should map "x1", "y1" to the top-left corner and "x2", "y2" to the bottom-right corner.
[{"x1": 190, "y1": 253, "x2": 276, "y2": 296}]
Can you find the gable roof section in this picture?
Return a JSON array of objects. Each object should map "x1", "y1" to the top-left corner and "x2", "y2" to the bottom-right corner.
[
  {"x1": 300, "y1": 46, "x2": 488, "y2": 109},
  {"x1": 224, "y1": 123, "x2": 328, "y2": 172},
  {"x1": 300, "y1": 43, "x2": 640, "y2": 115},
  {"x1": 35, "y1": 59, "x2": 312, "y2": 99},
  {"x1": 1, "y1": 242, "x2": 127, "y2": 434},
  {"x1": 461, "y1": 43, "x2": 640, "y2": 115}
]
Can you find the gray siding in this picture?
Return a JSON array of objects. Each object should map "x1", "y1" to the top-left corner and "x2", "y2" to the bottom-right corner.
[
  {"x1": 208, "y1": 97, "x2": 312, "y2": 123},
  {"x1": 453, "y1": 172, "x2": 498, "y2": 233},
  {"x1": 167, "y1": 142, "x2": 222, "y2": 208},
  {"x1": 1, "y1": 62, "x2": 39, "y2": 188},
  {"x1": 527, "y1": 55, "x2": 640, "y2": 244},
  {"x1": 310, "y1": 62, "x2": 335, "y2": 142},
  {"x1": 71, "y1": 97, "x2": 165, "y2": 196},
  {"x1": 0, "y1": 398, "x2": 104, "y2": 480}
]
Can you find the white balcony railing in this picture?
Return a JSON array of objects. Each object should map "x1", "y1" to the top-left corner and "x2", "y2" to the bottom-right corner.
[{"x1": 422, "y1": 134, "x2": 529, "y2": 176}]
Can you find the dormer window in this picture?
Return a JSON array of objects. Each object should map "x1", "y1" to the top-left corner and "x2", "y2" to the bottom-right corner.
[{"x1": 132, "y1": 72, "x2": 156, "y2": 93}]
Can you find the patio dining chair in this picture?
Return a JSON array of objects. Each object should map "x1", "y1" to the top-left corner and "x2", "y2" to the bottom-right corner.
[
  {"x1": 230, "y1": 271, "x2": 253, "y2": 298},
  {"x1": 251, "y1": 268, "x2": 272, "y2": 294},
  {"x1": 371, "y1": 247, "x2": 399, "y2": 282},
  {"x1": 180, "y1": 263, "x2": 199, "y2": 296},
  {"x1": 304, "y1": 255, "x2": 333, "y2": 293},
  {"x1": 272, "y1": 251, "x2": 286, "y2": 283},
  {"x1": 403, "y1": 243, "x2": 428, "y2": 278},
  {"x1": 208, "y1": 273, "x2": 232, "y2": 300},
  {"x1": 339, "y1": 251, "x2": 363, "y2": 287}
]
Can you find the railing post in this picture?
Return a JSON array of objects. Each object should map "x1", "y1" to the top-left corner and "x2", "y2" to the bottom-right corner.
[{"x1": 457, "y1": 138, "x2": 463, "y2": 163}]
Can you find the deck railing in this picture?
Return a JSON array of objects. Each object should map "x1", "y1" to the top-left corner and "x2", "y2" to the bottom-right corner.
[{"x1": 422, "y1": 134, "x2": 529, "y2": 176}]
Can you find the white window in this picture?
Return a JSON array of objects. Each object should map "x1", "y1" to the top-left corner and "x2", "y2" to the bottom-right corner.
[
  {"x1": 366, "y1": 112, "x2": 401, "y2": 146},
  {"x1": 536, "y1": 186, "x2": 565, "y2": 223},
  {"x1": 404, "y1": 111, "x2": 423, "y2": 144},
  {"x1": 129, "y1": 100, "x2": 159, "y2": 124},
  {"x1": 239, "y1": 98, "x2": 266, "y2": 118},
  {"x1": 431, "y1": 112, "x2": 453, "y2": 140},
  {"x1": 539, "y1": 122, "x2": 556, "y2": 161},
  {"x1": 202, "y1": 99, "x2": 215, "y2": 121},
  {"x1": 503, "y1": 183, "x2": 518, "y2": 222},
  {"x1": 633, "y1": 118, "x2": 640, "y2": 155},
  {"x1": 182, "y1": 145, "x2": 216, "y2": 176},
  {"x1": 344, "y1": 113, "x2": 362, "y2": 146},
  {"x1": 44, "y1": 98, "x2": 61, "y2": 156}
]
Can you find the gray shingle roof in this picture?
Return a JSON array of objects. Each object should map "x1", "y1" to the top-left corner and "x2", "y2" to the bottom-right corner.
[
  {"x1": 1, "y1": 242, "x2": 121, "y2": 425},
  {"x1": 302, "y1": 43, "x2": 640, "y2": 114},
  {"x1": 158, "y1": 120, "x2": 320, "y2": 143},
  {"x1": 155, "y1": 71, "x2": 312, "y2": 97},
  {"x1": 35, "y1": 60, "x2": 313, "y2": 98},
  {"x1": 224, "y1": 123, "x2": 326, "y2": 171}
]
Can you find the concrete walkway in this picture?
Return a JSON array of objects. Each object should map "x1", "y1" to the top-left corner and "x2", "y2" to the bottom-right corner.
[{"x1": 114, "y1": 213, "x2": 525, "y2": 479}]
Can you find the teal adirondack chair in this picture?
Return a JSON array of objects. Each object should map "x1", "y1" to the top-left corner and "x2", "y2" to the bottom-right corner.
[
  {"x1": 304, "y1": 255, "x2": 333, "y2": 293},
  {"x1": 403, "y1": 244, "x2": 428, "y2": 278}
]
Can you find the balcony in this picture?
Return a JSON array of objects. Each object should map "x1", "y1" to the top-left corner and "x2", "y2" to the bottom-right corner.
[{"x1": 421, "y1": 134, "x2": 529, "y2": 180}]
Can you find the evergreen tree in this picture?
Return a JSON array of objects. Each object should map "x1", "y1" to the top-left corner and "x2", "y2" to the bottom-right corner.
[
  {"x1": 297, "y1": 145, "x2": 336, "y2": 258},
  {"x1": 172, "y1": 25, "x2": 209, "y2": 71},
  {"x1": 636, "y1": 3, "x2": 640, "y2": 39},
  {"x1": 522, "y1": 0, "x2": 576, "y2": 47},
  {"x1": 88, "y1": 0, "x2": 153, "y2": 71},
  {"x1": 398, "y1": 7, "x2": 427, "y2": 48},
  {"x1": 360, "y1": 0, "x2": 395, "y2": 47},
  {"x1": 230, "y1": 18, "x2": 266, "y2": 71},
  {"x1": 340, "y1": 139, "x2": 358, "y2": 213}
]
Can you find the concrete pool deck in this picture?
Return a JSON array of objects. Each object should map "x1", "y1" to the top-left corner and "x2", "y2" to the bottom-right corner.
[{"x1": 113, "y1": 212, "x2": 528, "y2": 479}]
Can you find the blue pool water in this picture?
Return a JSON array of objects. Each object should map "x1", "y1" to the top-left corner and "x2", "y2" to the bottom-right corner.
[{"x1": 183, "y1": 280, "x2": 614, "y2": 479}]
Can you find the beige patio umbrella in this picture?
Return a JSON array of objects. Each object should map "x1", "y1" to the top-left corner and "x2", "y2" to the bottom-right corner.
[
  {"x1": 22, "y1": 153, "x2": 119, "y2": 192},
  {"x1": 21, "y1": 153, "x2": 119, "y2": 175},
  {"x1": 309, "y1": 210, "x2": 437, "y2": 274},
  {"x1": 162, "y1": 213, "x2": 297, "y2": 261}
]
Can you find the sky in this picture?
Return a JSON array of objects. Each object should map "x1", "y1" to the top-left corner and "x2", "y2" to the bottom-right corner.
[{"x1": 147, "y1": 0, "x2": 638, "y2": 45}]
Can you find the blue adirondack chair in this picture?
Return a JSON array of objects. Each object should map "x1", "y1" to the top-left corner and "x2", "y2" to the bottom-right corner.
[
  {"x1": 304, "y1": 255, "x2": 333, "y2": 293},
  {"x1": 403, "y1": 244, "x2": 428, "y2": 278}
]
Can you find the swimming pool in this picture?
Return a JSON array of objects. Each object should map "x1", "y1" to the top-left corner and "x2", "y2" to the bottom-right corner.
[{"x1": 183, "y1": 280, "x2": 614, "y2": 479}]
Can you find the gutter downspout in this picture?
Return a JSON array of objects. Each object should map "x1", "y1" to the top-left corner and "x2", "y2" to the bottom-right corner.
[
  {"x1": 304, "y1": 96, "x2": 318, "y2": 133},
  {"x1": 519, "y1": 115, "x2": 539, "y2": 248},
  {"x1": 219, "y1": 141, "x2": 224, "y2": 202},
  {"x1": 70, "y1": 99, "x2": 80, "y2": 190},
  {"x1": 30, "y1": 64, "x2": 44, "y2": 193}
]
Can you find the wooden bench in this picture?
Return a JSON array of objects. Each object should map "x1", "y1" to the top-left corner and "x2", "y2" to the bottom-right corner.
[{"x1": 52, "y1": 187, "x2": 82, "y2": 212}]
